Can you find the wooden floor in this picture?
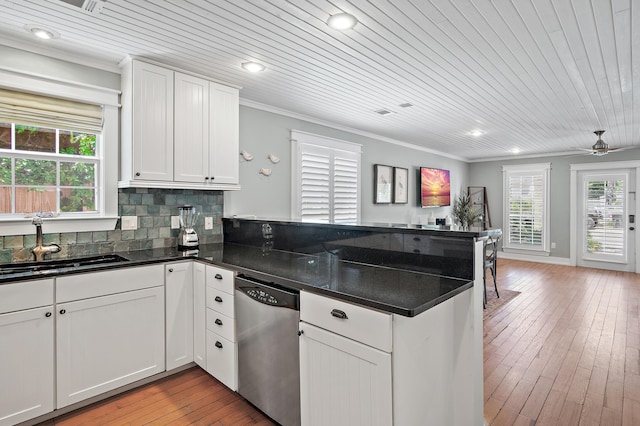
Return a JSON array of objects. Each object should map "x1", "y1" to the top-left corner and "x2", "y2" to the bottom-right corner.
[{"x1": 36, "y1": 259, "x2": 640, "y2": 425}]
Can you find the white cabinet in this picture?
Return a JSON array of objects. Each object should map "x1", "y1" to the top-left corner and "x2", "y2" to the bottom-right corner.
[
  {"x1": 165, "y1": 262, "x2": 194, "y2": 370},
  {"x1": 0, "y1": 279, "x2": 54, "y2": 426},
  {"x1": 56, "y1": 267, "x2": 165, "y2": 408},
  {"x1": 204, "y1": 264, "x2": 237, "y2": 390},
  {"x1": 193, "y1": 262, "x2": 207, "y2": 369},
  {"x1": 120, "y1": 59, "x2": 241, "y2": 190},
  {"x1": 299, "y1": 291, "x2": 392, "y2": 426}
]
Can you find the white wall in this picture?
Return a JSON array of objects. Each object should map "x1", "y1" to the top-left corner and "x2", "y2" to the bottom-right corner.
[{"x1": 224, "y1": 105, "x2": 470, "y2": 224}]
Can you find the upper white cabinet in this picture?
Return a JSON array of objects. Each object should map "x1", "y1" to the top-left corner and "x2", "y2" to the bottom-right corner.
[{"x1": 120, "y1": 59, "x2": 241, "y2": 190}]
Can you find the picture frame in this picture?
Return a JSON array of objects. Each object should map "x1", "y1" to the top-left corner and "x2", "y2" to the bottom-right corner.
[
  {"x1": 393, "y1": 167, "x2": 408, "y2": 204},
  {"x1": 374, "y1": 164, "x2": 393, "y2": 204}
]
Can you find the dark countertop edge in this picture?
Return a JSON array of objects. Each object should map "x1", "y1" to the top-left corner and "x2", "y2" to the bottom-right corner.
[
  {"x1": 223, "y1": 216, "x2": 502, "y2": 239},
  {"x1": 0, "y1": 246, "x2": 473, "y2": 317}
]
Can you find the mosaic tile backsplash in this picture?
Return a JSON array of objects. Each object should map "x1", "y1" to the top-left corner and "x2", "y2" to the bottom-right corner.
[{"x1": 0, "y1": 188, "x2": 224, "y2": 263}]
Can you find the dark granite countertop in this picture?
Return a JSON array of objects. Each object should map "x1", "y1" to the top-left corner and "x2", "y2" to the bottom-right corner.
[{"x1": 0, "y1": 242, "x2": 472, "y2": 317}]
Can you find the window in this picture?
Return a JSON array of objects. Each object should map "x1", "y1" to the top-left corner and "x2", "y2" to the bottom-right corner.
[
  {"x1": 291, "y1": 130, "x2": 361, "y2": 223},
  {"x1": 0, "y1": 68, "x2": 119, "y2": 236},
  {"x1": 0, "y1": 123, "x2": 100, "y2": 215},
  {"x1": 502, "y1": 163, "x2": 551, "y2": 254}
]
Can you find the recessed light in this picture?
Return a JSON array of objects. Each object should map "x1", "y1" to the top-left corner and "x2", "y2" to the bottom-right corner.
[
  {"x1": 511, "y1": 148, "x2": 521, "y2": 154},
  {"x1": 327, "y1": 13, "x2": 358, "y2": 30},
  {"x1": 399, "y1": 102, "x2": 414, "y2": 108},
  {"x1": 375, "y1": 109, "x2": 395, "y2": 116},
  {"x1": 468, "y1": 130, "x2": 484, "y2": 137},
  {"x1": 24, "y1": 25, "x2": 59, "y2": 40},
  {"x1": 241, "y1": 62, "x2": 266, "y2": 73}
]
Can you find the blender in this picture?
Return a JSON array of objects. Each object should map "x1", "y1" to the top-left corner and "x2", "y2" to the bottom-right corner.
[{"x1": 177, "y1": 205, "x2": 199, "y2": 251}]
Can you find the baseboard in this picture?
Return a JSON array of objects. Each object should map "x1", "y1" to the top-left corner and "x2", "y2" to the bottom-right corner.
[{"x1": 499, "y1": 251, "x2": 572, "y2": 266}]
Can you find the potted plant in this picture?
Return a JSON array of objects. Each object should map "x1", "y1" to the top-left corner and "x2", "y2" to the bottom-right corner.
[{"x1": 452, "y1": 192, "x2": 481, "y2": 231}]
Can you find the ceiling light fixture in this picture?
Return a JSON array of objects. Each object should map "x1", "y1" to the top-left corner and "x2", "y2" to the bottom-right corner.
[
  {"x1": 241, "y1": 62, "x2": 266, "y2": 73},
  {"x1": 375, "y1": 109, "x2": 395, "y2": 116},
  {"x1": 511, "y1": 148, "x2": 521, "y2": 154},
  {"x1": 468, "y1": 130, "x2": 484, "y2": 137},
  {"x1": 25, "y1": 25, "x2": 59, "y2": 40},
  {"x1": 327, "y1": 13, "x2": 358, "y2": 30}
]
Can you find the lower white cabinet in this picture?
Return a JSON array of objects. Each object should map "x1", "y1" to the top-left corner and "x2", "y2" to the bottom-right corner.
[
  {"x1": 165, "y1": 262, "x2": 194, "y2": 370},
  {"x1": 56, "y1": 286, "x2": 165, "y2": 408},
  {"x1": 0, "y1": 305, "x2": 54, "y2": 426}
]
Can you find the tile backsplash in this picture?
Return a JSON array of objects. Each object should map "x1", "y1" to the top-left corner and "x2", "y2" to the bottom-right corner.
[{"x1": 0, "y1": 188, "x2": 224, "y2": 263}]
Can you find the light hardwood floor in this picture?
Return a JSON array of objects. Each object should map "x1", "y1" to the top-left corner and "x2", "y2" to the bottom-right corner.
[{"x1": 37, "y1": 259, "x2": 640, "y2": 425}]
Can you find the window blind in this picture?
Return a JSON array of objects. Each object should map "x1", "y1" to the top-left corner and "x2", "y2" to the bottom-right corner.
[
  {"x1": 507, "y1": 173, "x2": 544, "y2": 246},
  {"x1": 0, "y1": 88, "x2": 103, "y2": 133},
  {"x1": 585, "y1": 178, "x2": 625, "y2": 255}
]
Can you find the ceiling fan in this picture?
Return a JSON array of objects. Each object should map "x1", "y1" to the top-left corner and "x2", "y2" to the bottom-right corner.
[{"x1": 576, "y1": 130, "x2": 628, "y2": 156}]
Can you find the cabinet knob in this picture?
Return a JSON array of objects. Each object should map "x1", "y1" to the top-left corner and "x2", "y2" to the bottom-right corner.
[
  {"x1": 59, "y1": 309, "x2": 66, "y2": 315},
  {"x1": 168, "y1": 268, "x2": 174, "y2": 273},
  {"x1": 215, "y1": 341, "x2": 223, "y2": 349},
  {"x1": 297, "y1": 330, "x2": 304, "y2": 336},
  {"x1": 330, "y1": 309, "x2": 348, "y2": 320},
  {"x1": 210, "y1": 176, "x2": 215, "y2": 180},
  {"x1": 215, "y1": 318, "x2": 223, "y2": 326},
  {"x1": 215, "y1": 296, "x2": 223, "y2": 303},
  {"x1": 205, "y1": 177, "x2": 209, "y2": 181},
  {"x1": 215, "y1": 273, "x2": 223, "y2": 280},
  {"x1": 45, "y1": 312, "x2": 52, "y2": 318},
  {"x1": 135, "y1": 172, "x2": 141, "y2": 177}
]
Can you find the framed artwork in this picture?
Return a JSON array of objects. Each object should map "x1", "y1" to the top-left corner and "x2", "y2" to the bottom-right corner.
[
  {"x1": 374, "y1": 164, "x2": 393, "y2": 203},
  {"x1": 393, "y1": 167, "x2": 408, "y2": 203}
]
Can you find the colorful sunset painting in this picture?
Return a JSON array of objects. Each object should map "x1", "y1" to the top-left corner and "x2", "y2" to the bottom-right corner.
[{"x1": 420, "y1": 167, "x2": 451, "y2": 207}]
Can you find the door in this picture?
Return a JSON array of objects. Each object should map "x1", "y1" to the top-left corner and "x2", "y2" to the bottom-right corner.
[
  {"x1": 56, "y1": 287, "x2": 165, "y2": 408},
  {"x1": 299, "y1": 322, "x2": 392, "y2": 426},
  {"x1": 0, "y1": 306, "x2": 54, "y2": 426},
  {"x1": 577, "y1": 169, "x2": 635, "y2": 271},
  {"x1": 165, "y1": 262, "x2": 194, "y2": 370},
  {"x1": 209, "y1": 82, "x2": 239, "y2": 184}
]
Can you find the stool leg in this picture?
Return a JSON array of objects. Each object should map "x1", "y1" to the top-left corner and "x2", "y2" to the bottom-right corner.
[{"x1": 492, "y1": 265, "x2": 499, "y2": 298}]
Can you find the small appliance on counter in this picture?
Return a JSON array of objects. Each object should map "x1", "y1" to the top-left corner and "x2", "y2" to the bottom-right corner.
[{"x1": 177, "y1": 205, "x2": 199, "y2": 251}]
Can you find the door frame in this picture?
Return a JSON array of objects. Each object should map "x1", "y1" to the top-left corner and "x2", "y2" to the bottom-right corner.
[{"x1": 570, "y1": 160, "x2": 640, "y2": 273}]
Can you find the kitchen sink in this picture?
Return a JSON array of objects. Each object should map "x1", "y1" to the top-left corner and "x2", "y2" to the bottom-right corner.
[{"x1": 0, "y1": 254, "x2": 130, "y2": 276}]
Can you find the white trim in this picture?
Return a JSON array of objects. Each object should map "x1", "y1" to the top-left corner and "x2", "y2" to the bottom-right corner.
[
  {"x1": 242, "y1": 98, "x2": 467, "y2": 162},
  {"x1": 469, "y1": 151, "x2": 581, "y2": 163},
  {"x1": 0, "y1": 216, "x2": 119, "y2": 236},
  {"x1": 118, "y1": 180, "x2": 241, "y2": 191},
  {"x1": 570, "y1": 160, "x2": 640, "y2": 171},
  {"x1": 498, "y1": 250, "x2": 572, "y2": 266},
  {"x1": 502, "y1": 162, "x2": 551, "y2": 172}
]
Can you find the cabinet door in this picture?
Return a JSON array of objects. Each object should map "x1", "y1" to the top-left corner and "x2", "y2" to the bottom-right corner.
[
  {"x1": 166, "y1": 262, "x2": 194, "y2": 370},
  {"x1": 56, "y1": 287, "x2": 165, "y2": 408},
  {"x1": 132, "y1": 61, "x2": 174, "y2": 181},
  {"x1": 299, "y1": 322, "x2": 392, "y2": 426},
  {"x1": 209, "y1": 82, "x2": 239, "y2": 184},
  {"x1": 0, "y1": 306, "x2": 54, "y2": 426},
  {"x1": 174, "y1": 73, "x2": 210, "y2": 183},
  {"x1": 193, "y1": 262, "x2": 206, "y2": 369}
]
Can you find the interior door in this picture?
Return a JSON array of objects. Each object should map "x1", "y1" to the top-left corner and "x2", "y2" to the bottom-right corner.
[{"x1": 577, "y1": 169, "x2": 636, "y2": 272}]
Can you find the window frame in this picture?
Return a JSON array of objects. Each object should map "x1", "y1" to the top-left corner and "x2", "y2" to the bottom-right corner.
[
  {"x1": 502, "y1": 163, "x2": 551, "y2": 255},
  {"x1": 0, "y1": 68, "x2": 119, "y2": 236},
  {"x1": 290, "y1": 129, "x2": 362, "y2": 223}
]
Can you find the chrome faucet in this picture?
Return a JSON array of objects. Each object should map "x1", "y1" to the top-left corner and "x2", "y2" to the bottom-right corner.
[{"x1": 32, "y1": 217, "x2": 61, "y2": 261}]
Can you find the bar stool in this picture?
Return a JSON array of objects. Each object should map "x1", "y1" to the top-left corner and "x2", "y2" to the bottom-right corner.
[{"x1": 483, "y1": 236, "x2": 500, "y2": 307}]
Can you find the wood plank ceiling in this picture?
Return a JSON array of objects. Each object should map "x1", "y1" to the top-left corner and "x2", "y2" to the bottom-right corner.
[{"x1": 0, "y1": 0, "x2": 637, "y2": 161}]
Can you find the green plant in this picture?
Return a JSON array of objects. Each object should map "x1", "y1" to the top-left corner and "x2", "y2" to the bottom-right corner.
[{"x1": 452, "y1": 192, "x2": 481, "y2": 230}]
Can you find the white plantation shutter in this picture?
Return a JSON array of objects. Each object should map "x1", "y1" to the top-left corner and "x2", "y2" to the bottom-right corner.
[
  {"x1": 292, "y1": 130, "x2": 361, "y2": 223},
  {"x1": 503, "y1": 163, "x2": 550, "y2": 253}
]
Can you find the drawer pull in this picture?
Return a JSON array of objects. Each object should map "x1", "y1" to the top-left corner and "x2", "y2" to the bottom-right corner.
[
  {"x1": 330, "y1": 309, "x2": 348, "y2": 320},
  {"x1": 215, "y1": 273, "x2": 223, "y2": 280},
  {"x1": 215, "y1": 296, "x2": 223, "y2": 303},
  {"x1": 413, "y1": 237, "x2": 420, "y2": 241},
  {"x1": 215, "y1": 318, "x2": 223, "y2": 326},
  {"x1": 215, "y1": 341, "x2": 223, "y2": 349}
]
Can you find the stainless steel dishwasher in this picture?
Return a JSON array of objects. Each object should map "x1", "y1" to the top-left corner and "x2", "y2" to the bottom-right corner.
[{"x1": 235, "y1": 274, "x2": 301, "y2": 426}]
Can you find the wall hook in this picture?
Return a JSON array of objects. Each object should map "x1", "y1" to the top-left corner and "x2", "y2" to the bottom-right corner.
[
  {"x1": 240, "y1": 150, "x2": 254, "y2": 161},
  {"x1": 268, "y1": 153, "x2": 280, "y2": 163},
  {"x1": 259, "y1": 168, "x2": 272, "y2": 176}
]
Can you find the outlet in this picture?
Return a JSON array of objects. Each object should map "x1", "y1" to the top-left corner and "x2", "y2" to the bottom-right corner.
[
  {"x1": 171, "y1": 216, "x2": 180, "y2": 229},
  {"x1": 121, "y1": 216, "x2": 138, "y2": 231},
  {"x1": 205, "y1": 216, "x2": 213, "y2": 230},
  {"x1": 551, "y1": 242, "x2": 556, "y2": 249}
]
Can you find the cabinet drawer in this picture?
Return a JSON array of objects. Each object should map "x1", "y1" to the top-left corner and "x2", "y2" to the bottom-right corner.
[
  {"x1": 300, "y1": 291, "x2": 392, "y2": 352},
  {"x1": 206, "y1": 330, "x2": 237, "y2": 390},
  {"x1": 0, "y1": 279, "x2": 53, "y2": 314},
  {"x1": 205, "y1": 265, "x2": 235, "y2": 295},
  {"x1": 206, "y1": 287, "x2": 235, "y2": 318},
  {"x1": 206, "y1": 309, "x2": 235, "y2": 342},
  {"x1": 56, "y1": 265, "x2": 164, "y2": 303}
]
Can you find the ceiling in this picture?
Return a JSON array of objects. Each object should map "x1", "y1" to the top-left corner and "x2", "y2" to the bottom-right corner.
[{"x1": 0, "y1": 0, "x2": 638, "y2": 161}]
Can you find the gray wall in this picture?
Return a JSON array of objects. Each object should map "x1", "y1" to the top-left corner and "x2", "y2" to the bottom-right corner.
[
  {"x1": 225, "y1": 106, "x2": 470, "y2": 225},
  {"x1": 469, "y1": 149, "x2": 640, "y2": 259}
]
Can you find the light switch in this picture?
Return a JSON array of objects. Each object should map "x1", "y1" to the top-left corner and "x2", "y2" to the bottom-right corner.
[
  {"x1": 121, "y1": 216, "x2": 138, "y2": 230},
  {"x1": 205, "y1": 217, "x2": 213, "y2": 230},
  {"x1": 171, "y1": 216, "x2": 180, "y2": 229}
]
